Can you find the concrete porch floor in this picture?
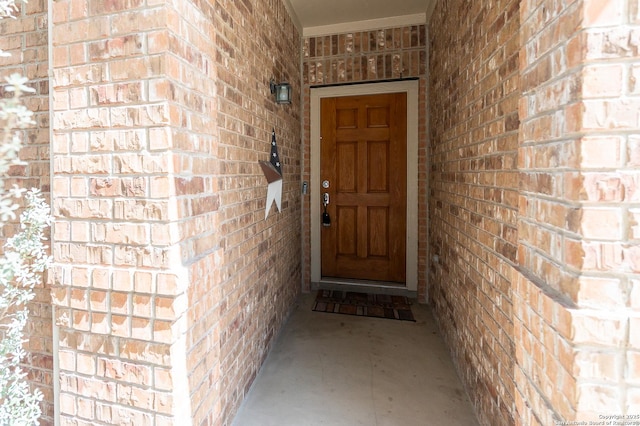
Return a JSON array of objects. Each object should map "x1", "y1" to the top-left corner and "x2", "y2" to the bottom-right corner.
[{"x1": 232, "y1": 292, "x2": 479, "y2": 426}]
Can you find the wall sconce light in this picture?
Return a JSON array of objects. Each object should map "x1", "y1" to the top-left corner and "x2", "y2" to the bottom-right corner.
[{"x1": 270, "y1": 79, "x2": 291, "y2": 104}]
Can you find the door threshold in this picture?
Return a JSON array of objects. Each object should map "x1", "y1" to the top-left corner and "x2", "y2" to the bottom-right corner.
[{"x1": 313, "y1": 278, "x2": 417, "y2": 298}]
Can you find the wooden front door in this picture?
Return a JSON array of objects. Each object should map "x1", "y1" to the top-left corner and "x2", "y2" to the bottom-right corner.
[{"x1": 320, "y1": 92, "x2": 407, "y2": 283}]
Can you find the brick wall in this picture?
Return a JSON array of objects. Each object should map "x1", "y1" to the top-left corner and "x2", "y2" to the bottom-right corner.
[
  {"x1": 165, "y1": 1, "x2": 221, "y2": 423},
  {"x1": 428, "y1": 0, "x2": 520, "y2": 424},
  {"x1": 50, "y1": 0, "x2": 300, "y2": 425},
  {"x1": 517, "y1": 0, "x2": 640, "y2": 423},
  {"x1": 302, "y1": 24, "x2": 429, "y2": 297},
  {"x1": 0, "y1": 0, "x2": 53, "y2": 422},
  {"x1": 50, "y1": 0, "x2": 180, "y2": 423},
  {"x1": 209, "y1": 0, "x2": 301, "y2": 423},
  {"x1": 303, "y1": 26, "x2": 426, "y2": 84},
  {"x1": 430, "y1": 0, "x2": 640, "y2": 424}
]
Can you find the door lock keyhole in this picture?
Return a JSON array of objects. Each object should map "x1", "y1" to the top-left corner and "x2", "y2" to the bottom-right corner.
[{"x1": 322, "y1": 192, "x2": 331, "y2": 227}]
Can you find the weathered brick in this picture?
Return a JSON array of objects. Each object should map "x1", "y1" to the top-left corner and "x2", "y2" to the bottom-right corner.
[
  {"x1": 628, "y1": 387, "x2": 640, "y2": 413},
  {"x1": 580, "y1": 136, "x2": 623, "y2": 168},
  {"x1": 97, "y1": 358, "x2": 151, "y2": 385},
  {"x1": 156, "y1": 273, "x2": 179, "y2": 295},
  {"x1": 59, "y1": 393, "x2": 77, "y2": 416},
  {"x1": 108, "y1": 56, "x2": 163, "y2": 81},
  {"x1": 572, "y1": 310, "x2": 627, "y2": 347},
  {"x1": 576, "y1": 383, "x2": 622, "y2": 414},
  {"x1": 58, "y1": 350, "x2": 75, "y2": 372},
  {"x1": 92, "y1": 223, "x2": 150, "y2": 246},
  {"x1": 72, "y1": 311, "x2": 90, "y2": 331},
  {"x1": 133, "y1": 271, "x2": 154, "y2": 293},
  {"x1": 576, "y1": 276, "x2": 626, "y2": 308},
  {"x1": 130, "y1": 318, "x2": 152, "y2": 340},
  {"x1": 91, "y1": 269, "x2": 110, "y2": 290},
  {"x1": 76, "y1": 353, "x2": 96, "y2": 376},
  {"x1": 582, "y1": 241, "x2": 625, "y2": 272},
  {"x1": 631, "y1": 316, "x2": 640, "y2": 348},
  {"x1": 88, "y1": 35, "x2": 144, "y2": 61},
  {"x1": 76, "y1": 397, "x2": 94, "y2": 420},
  {"x1": 111, "y1": 314, "x2": 130, "y2": 338},
  {"x1": 581, "y1": 208, "x2": 623, "y2": 240},
  {"x1": 132, "y1": 294, "x2": 152, "y2": 317},
  {"x1": 583, "y1": 0, "x2": 624, "y2": 27},
  {"x1": 154, "y1": 367, "x2": 173, "y2": 391},
  {"x1": 582, "y1": 99, "x2": 640, "y2": 131},
  {"x1": 89, "y1": 290, "x2": 108, "y2": 313},
  {"x1": 119, "y1": 341, "x2": 171, "y2": 366},
  {"x1": 631, "y1": 279, "x2": 640, "y2": 310},
  {"x1": 90, "y1": 313, "x2": 110, "y2": 334},
  {"x1": 627, "y1": 351, "x2": 640, "y2": 384},
  {"x1": 574, "y1": 349, "x2": 621, "y2": 380},
  {"x1": 110, "y1": 292, "x2": 129, "y2": 315},
  {"x1": 629, "y1": 135, "x2": 640, "y2": 166}
]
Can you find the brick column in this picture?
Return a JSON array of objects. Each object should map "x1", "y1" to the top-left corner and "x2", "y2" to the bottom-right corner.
[
  {"x1": 50, "y1": 0, "x2": 301, "y2": 424},
  {"x1": 516, "y1": 0, "x2": 640, "y2": 423},
  {"x1": 50, "y1": 1, "x2": 191, "y2": 423}
]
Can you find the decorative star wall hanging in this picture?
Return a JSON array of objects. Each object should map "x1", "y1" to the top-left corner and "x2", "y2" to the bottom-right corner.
[{"x1": 259, "y1": 128, "x2": 283, "y2": 218}]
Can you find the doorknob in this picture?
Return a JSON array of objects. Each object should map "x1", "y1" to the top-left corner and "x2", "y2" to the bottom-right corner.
[
  {"x1": 322, "y1": 180, "x2": 330, "y2": 189},
  {"x1": 323, "y1": 192, "x2": 329, "y2": 206}
]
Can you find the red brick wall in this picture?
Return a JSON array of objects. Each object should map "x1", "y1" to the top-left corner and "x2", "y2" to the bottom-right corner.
[
  {"x1": 302, "y1": 25, "x2": 428, "y2": 297},
  {"x1": 430, "y1": 0, "x2": 640, "y2": 424},
  {"x1": 208, "y1": 0, "x2": 301, "y2": 423},
  {"x1": 428, "y1": 0, "x2": 520, "y2": 424},
  {"x1": 303, "y1": 26, "x2": 426, "y2": 83},
  {"x1": 517, "y1": 0, "x2": 640, "y2": 423},
  {"x1": 50, "y1": 0, "x2": 300, "y2": 425},
  {"x1": 0, "y1": 0, "x2": 53, "y2": 422},
  {"x1": 165, "y1": 1, "x2": 221, "y2": 423}
]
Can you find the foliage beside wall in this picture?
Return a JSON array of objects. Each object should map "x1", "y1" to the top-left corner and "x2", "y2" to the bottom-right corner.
[{"x1": 0, "y1": 0, "x2": 51, "y2": 424}]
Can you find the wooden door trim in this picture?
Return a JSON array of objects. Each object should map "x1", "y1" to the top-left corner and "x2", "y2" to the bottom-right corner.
[{"x1": 310, "y1": 80, "x2": 420, "y2": 291}]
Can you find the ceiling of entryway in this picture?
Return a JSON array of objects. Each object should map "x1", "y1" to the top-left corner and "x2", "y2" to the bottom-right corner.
[{"x1": 286, "y1": 0, "x2": 436, "y2": 35}]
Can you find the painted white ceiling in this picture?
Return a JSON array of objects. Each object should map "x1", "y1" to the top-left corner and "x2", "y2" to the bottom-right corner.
[{"x1": 286, "y1": 0, "x2": 436, "y2": 36}]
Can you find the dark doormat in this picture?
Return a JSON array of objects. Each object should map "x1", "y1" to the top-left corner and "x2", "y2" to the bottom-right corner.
[{"x1": 312, "y1": 290, "x2": 416, "y2": 322}]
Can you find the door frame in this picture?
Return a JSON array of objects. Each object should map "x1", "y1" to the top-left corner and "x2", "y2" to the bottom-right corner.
[{"x1": 310, "y1": 80, "x2": 419, "y2": 291}]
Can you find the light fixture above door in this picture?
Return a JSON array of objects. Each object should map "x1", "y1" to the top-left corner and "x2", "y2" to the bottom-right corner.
[{"x1": 270, "y1": 79, "x2": 291, "y2": 104}]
